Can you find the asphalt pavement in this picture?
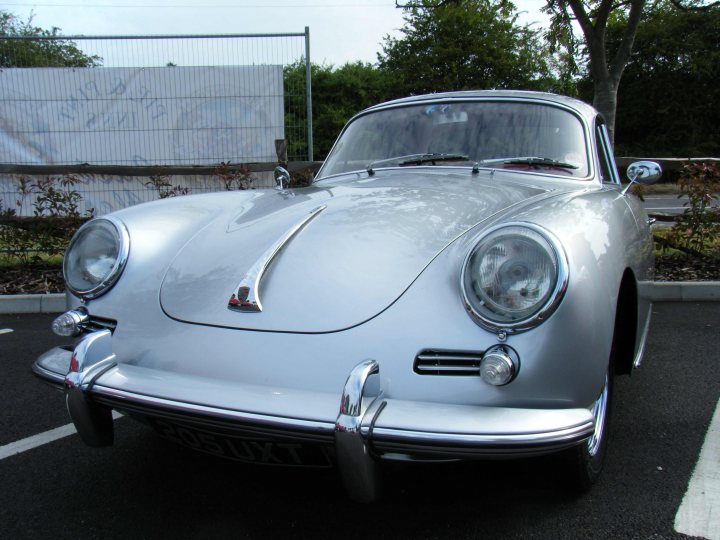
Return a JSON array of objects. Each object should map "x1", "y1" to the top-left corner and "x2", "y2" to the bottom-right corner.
[
  {"x1": 643, "y1": 194, "x2": 692, "y2": 216},
  {"x1": 1, "y1": 304, "x2": 719, "y2": 539}
]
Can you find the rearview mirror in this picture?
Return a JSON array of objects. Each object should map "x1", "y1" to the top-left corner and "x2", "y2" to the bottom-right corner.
[
  {"x1": 627, "y1": 161, "x2": 662, "y2": 185},
  {"x1": 274, "y1": 166, "x2": 291, "y2": 190},
  {"x1": 622, "y1": 161, "x2": 662, "y2": 196}
]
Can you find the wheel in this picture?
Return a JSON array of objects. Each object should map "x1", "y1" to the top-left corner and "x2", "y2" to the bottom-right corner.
[{"x1": 564, "y1": 359, "x2": 614, "y2": 492}]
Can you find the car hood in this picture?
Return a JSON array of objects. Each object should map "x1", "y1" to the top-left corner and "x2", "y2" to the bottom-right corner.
[{"x1": 160, "y1": 170, "x2": 553, "y2": 332}]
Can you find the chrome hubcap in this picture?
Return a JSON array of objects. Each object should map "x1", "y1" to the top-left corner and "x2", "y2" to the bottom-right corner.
[{"x1": 587, "y1": 374, "x2": 609, "y2": 457}]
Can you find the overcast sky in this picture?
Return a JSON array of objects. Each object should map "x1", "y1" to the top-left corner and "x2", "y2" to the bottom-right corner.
[{"x1": 4, "y1": 0, "x2": 549, "y2": 66}]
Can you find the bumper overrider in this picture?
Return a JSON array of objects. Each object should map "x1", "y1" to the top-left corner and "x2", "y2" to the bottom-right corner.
[{"x1": 34, "y1": 330, "x2": 595, "y2": 502}]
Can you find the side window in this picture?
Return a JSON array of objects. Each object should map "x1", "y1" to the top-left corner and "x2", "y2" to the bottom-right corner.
[{"x1": 595, "y1": 121, "x2": 620, "y2": 184}]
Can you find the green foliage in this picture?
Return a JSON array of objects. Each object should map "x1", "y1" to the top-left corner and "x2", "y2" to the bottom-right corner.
[
  {"x1": 543, "y1": 0, "x2": 648, "y2": 141},
  {"x1": 0, "y1": 10, "x2": 100, "y2": 67},
  {"x1": 285, "y1": 61, "x2": 393, "y2": 160},
  {"x1": 611, "y1": 3, "x2": 720, "y2": 156},
  {"x1": 544, "y1": 0, "x2": 719, "y2": 144},
  {"x1": 31, "y1": 174, "x2": 85, "y2": 217},
  {"x1": 213, "y1": 162, "x2": 255, "y2": 190},
  {"x1": 312, "y1": 62, "x2": 394, "y2": 160},
  {"x1": 665, "y1": 162, "x2": 720, "y2": 255},
  {"x1": 283, "y1": 2, "x2": 567, "y2": 161},
  {"x1": 0, "y1": 175, "x2": 92, "y2": 265},
  {"x1": 283, "y1": 61, "x2": 311, "y2": 161},
  {"x1": 543, "y1": 0, "x2": 584, "y2": 91},
  {"x1": 543, "y1": 0, "x2": 641, "y2": 83},
  {"x1": 379, "y1": 0, "x2": 557, "y2": 96},
  {"x1": 288, "y1": 167, "x2": 316, "y2": 188},
  {"x1": 144, "y1": 175, "x2": 191, "y2": 199}
]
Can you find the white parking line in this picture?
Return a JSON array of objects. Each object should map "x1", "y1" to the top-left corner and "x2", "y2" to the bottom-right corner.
[
  {"x1": 0, "y1": 411, "x2": 122, "y2": 461},
  {"x1": 0, "y1": 328, "x2": 14, "y2": 335},
  {"x1": 675, "y1": 398, "x2": 720, "y2": 540}
]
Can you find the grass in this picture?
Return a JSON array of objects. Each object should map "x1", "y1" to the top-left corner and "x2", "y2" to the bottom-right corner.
[
  {"x1": 618, "y1": 182, "x2": 681, "y2": 196},
  {"x1": 639, "y1": 183, "x2": 684, "y2": 195},
  {"x1": 626, "y1": 182, "x2": 720, "y2": 196},
  {"x1": 653, "y1": 227, "x2": 720, "y2": 258},
  {"x1": 0, "y1": 251, "x2": 63, "y2": 268}
]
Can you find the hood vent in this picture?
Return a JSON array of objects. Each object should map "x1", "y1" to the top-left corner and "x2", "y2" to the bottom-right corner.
[{"x1": 413, "y1": 349, "x2": 484, "y2": 376}]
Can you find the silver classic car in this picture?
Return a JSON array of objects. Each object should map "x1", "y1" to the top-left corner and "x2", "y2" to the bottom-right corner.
[{"x1": 34, "y1": 91, "x2": 661, "y2": 502}]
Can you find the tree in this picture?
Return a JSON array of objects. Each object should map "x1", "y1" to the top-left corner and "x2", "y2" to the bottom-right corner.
[
  {"x1": 610, "y1": 2, "x2": 720, "y2": 156},
  {"x1": 380, "y1": 0, "x2": 557, "y2": 97},
  {"x1": 0, "y1": 10, "x2": 100, "y2": 67},
  {"x1": 544, "y1": 0, "x2": 646, "y2": 142},
  {"x1": 544, "y1": 0, "x2": 717, "y2": 143},
  {"x1": 284, "y1": 61, "x2": 393, "y2": 160},
  {"x1": 311, "y1": 62, "x2": 393, "y2": 159}
]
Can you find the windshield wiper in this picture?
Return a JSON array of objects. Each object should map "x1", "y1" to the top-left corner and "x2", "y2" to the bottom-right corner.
[
  {"x1": 480, "y1": 156, "x2": 579, "y2": 170},
  {"x1": 367, "y1": 153, "x2": 469, "y2": 176},
  {"x1": 398, "y1": 153, "x2": 469, "y2": 166}
]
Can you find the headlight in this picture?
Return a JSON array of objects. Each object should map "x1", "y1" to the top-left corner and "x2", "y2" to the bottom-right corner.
[
  {"x1": 461, "y1": 223, "x2": 568, "y2": 333},
  {"x1": 64, "y1": 217, "x2": 129, "y2": 299}
]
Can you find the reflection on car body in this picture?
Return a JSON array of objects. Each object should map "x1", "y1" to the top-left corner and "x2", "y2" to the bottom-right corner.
[{"x1": 34, "y1": 90, "x2": 660, "y2": 502}]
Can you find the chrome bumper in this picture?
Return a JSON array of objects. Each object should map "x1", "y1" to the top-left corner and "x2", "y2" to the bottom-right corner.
[
  {"x1": 32, "y1": 346, "x2": 74, "y2": 388},
  {"x1": 34, "y1": 331, "x2": 595, "y2": 502}
]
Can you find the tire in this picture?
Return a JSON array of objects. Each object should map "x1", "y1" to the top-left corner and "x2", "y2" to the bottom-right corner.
[{"x1": 564, "y1": 355, "x2": 614, "y2": 492}]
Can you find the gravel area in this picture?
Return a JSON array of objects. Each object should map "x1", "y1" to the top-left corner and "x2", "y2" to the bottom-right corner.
[
  {"x1": 0, "y1": 264, "x2": 64, "y2": 294},
  {"x1": 655, "y1": 255, "x2": 720, "y2": 282},
  {"x1": 1, "y1": 256, "x2": 718, "y2": 295}
]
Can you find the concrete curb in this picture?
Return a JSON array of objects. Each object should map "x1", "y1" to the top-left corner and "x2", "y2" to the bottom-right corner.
[
  {"x1": 0, "y1": 283, "x2": 719, "y2": 315},
  {"x1": 0, "y1": 293, "x2": 67, "y2": 314},
  {"x1": 648, "y1": 282, "x2": 720, "y2": 302}
]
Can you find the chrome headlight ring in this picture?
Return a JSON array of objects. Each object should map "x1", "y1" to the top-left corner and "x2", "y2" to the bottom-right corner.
[
  {"x1": 461, "y1": 222, "x2": 569, "y2": 334},
  {"x1": 63, "y1": 216, "x2": 130, "y2": 300}
]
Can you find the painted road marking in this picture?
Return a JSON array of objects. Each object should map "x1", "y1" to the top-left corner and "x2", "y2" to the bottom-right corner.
[
  {"x1": 0, "y1": 328, "x2": 14, "y2": 335},
  {"x1": 675, "y1": 398, "x2": 720, "y2": 540},
  {"x1": 0, "y1": 411, "x2": 123, "y2": 461}
]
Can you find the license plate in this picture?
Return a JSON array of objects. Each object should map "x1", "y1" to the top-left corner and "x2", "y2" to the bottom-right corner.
[{"x1": 152, "y1": 419, "x2": 333, "y2": 468}]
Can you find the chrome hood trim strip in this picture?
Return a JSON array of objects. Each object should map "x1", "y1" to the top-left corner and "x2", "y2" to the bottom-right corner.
[{"x1": 228, "y1": 205, "x2": 326, "y2": 312}]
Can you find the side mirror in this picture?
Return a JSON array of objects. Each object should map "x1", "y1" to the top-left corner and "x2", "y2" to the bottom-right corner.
[
  {"x1": 274, "y1": 166, "x2": 291, "y2": 190},
  {"x1": 627, "y1": 161, "x2": 662, "y2": 184},
  {"x1": 622, "y1": 161, "x2": 662, "y2": 195}
]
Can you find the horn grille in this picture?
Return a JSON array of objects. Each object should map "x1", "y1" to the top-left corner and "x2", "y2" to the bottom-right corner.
[{"x1": 413, "y1": 349, "x2": 484, "y2": 376}]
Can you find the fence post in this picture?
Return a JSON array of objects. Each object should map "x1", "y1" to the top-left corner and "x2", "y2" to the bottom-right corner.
[{"x1": 305, "y1": 26, "x2": 314, "y2": 162}]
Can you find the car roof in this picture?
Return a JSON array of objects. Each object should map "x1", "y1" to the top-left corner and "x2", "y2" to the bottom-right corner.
[{"x1": 361, "y1": 90, "x2": 598, "y2": 121}]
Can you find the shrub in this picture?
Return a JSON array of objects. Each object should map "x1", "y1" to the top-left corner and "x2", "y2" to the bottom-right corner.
[
  {"x1": 664, "y1": 162, "x2": 720, "y2": 256},
  {"x1": 145, "y1": 174, "x2": 190, "y2": 198},
  {"x1": 0, "y1": 174, "x2": 91, "y2": 265},
  {"x1": 213, "y1": 162, "x2": 255, "y2": 191},
  {"x1": 288, "y1": 167, "x2": 314, "y2": 188}
]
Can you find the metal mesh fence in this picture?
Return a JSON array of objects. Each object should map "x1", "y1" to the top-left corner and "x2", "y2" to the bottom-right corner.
[
  {"x1": 0, "y1": 31, "x2": 315, "y2": 225},
  {"x1": 0, "y1": 32, "x2": 313, "y2": 166}
]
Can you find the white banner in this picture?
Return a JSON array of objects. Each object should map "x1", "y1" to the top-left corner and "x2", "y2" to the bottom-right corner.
[{"x1": 0, "y1": 65, "x2": 284, "y2": 165}]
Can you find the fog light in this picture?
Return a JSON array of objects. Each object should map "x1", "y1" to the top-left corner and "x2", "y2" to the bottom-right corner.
[
  {"x1": 480, "y1": 345, "x2": 518, "y2": 386},
  {"x1": 52, "y1": 309, "x2": 89, "y2": 337}
]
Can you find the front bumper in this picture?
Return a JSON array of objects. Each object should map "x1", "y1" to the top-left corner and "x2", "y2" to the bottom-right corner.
[{"x1": 34, "y1": 331, "x2": 595, "y2": 501}]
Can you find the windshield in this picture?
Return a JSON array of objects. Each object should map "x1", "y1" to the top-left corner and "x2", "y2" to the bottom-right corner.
[{"x1": 319, "y1": 101, "x2": 590, "y2": 179}]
